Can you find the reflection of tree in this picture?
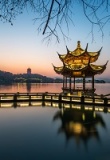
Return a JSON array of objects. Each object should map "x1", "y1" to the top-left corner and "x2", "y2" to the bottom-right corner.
[
  {"x1": 53, "y1": 108, "x2": 106, "y2": 148},
  {"x1": 26, "y1": 83, "x2": 31, "y2": 93}
]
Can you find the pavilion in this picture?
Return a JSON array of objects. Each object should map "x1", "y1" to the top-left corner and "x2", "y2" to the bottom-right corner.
[{"x1": 53, "y1": 41, "x2": 108, "y2": 95}]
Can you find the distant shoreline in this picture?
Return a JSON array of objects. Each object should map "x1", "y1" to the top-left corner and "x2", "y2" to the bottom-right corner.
[
  {"x1": 0, "y1": 69, "x2": 109, "y2": 84},
  {"x1": 0, "y1": 81, "x2": 109, "y2": 85}
]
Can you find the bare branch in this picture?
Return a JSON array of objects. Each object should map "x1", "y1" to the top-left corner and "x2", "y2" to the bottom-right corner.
[
  {"x1": 42, "y1": 0, "x2": 55, "y2": 35},
  {"x1": 0, "y1": 0, "x2": 110, "y2": 43}
]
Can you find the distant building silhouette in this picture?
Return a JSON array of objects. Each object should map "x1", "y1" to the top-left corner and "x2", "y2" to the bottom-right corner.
[{"x1": 27, "y1": 68, "x2": 31, "y2": 75}]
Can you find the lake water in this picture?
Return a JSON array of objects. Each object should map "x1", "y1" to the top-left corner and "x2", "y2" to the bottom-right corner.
[
  {"x1": 0, "y1": 83, "x2": 110, "y2": 160},
  {"x1": 0, "y1": 82, "x2": 110, "y2": 95}
]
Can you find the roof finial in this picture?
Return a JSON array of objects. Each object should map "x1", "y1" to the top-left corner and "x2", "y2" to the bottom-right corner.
[
  {"x1": 77, "y1": 41, "x2": 81, "y2": 48},
  {"x1": 106, "y1": 60, "x2": 109, "y2": 66},
  {"x1": 66, "y1": 46, "x2": 69, "y2": 53},
  {"x1": 85, "y1": 43, "x2": 88, "y2": 51},
  {"x1": 99, "y1": 47, "x2": 103, "y2": 53}
]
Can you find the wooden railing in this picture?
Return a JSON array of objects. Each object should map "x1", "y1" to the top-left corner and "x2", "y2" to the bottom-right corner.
[{"x1": 0, "y1": 92, "x2": 110, "y2": 106}]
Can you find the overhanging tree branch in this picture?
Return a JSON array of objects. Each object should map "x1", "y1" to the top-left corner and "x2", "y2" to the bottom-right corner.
[
  {"x1": 42, "y1": 0, "x2": 55, "y2": 35},
  {"x1": 0, "y1": 0, "x2": 110, "y2": 42}
]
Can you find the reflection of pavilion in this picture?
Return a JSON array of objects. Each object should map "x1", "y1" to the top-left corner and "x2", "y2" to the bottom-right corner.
[{"x1": 53, "y1": 108, "x2": 106, "y2": 147}]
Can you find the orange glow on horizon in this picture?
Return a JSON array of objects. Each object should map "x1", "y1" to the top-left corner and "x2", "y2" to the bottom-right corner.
[{"x1": 0, "y1": 65, "x2": 60, "y2": 78}]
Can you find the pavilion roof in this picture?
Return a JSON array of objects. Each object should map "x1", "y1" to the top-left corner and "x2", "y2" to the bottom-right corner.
[
  {"x1": 53, "y1": 41, "x2": 108, "y2": 77},
  {"x1": 58, "y1": 41, "x2": 102, "y2": 64},
  {"x1": 53, "y1": 61, "x2": 108, "y2": 77}
]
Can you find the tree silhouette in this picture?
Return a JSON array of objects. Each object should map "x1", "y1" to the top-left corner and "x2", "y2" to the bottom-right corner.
[{"x1": 0, "y1": 0, "x2": 110, "y2": 42}]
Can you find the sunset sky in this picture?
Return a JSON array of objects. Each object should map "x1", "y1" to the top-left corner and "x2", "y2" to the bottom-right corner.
[{"x1": 0, "y1": 3, "x2": 110, "y2": 79}]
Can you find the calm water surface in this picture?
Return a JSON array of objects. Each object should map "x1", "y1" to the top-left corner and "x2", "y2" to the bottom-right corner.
[
  {"x1": 0, "y1": 83, "x2": 110, "y2": 160},
  {"x1": 0, "y1": 105, "x2": 110, "y2": 160},
  {"x1": 0, "y1": 83, "x2": 110, "y2": 95}
]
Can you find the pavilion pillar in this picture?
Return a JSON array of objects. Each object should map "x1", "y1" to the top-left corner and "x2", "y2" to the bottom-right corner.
[
  {"x1": 92, "y1": 75, "x2": 94, "y2": 93},
  {"x1": 69, "y1": 77, "x2": 72, "y2": 92},
  {"x1": 73, "y1": 77, "x2": 75, "y2": 90},
  {"x1": 83, "y1": 76, "x2": 85, "y2": 91},
  {"x1": 63, "y1": 76, "x2": 64, "y2": 90},
  {"x1": 65, "y1": 77, "x2": 67, "y2": 88}
]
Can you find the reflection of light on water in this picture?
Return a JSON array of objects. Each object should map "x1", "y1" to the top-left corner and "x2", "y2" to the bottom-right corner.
[
  {"x1": 61, "y1": 108, "x2": 64, "y2": 115},
  {"x1": 0, "y1": 102, "x2": 110, "y2": 114},
  {"x1": 72, "y1": 105, "x2": 81, "y2": 109},
  {"x1": 63, "y1": 104, "x2": 81, "y2": 109},
  {"x1": 45, "y1": 102, "x2": 51, "y2": 106},
  {"x1": 52, "y1": 103, "x2": 59, "y2": 107},
  {"x1": 93, "y1": 112, "x2": 96, "y2": 118},
  {"x1": 31, "y1": 102, "x2": 42, "y2": 106},
  {"x1": 108, "y1": 108, "x2": 110, "y2": 112},
  {"x1": 95, "y1": 107, "x2": 104, "y2": 112},
  {"x1": 0, "y1": 83, "x2": 110, "y2": 95},
  {"x1": 17, "y1": 103, "x2": 29, "y2": 107},
  {"x1": 82, "y1": 113, "x2": 85, "y2": 120},
  {"x1": 0, "y1": 103, "x2": 13, "y2": 107},
  {"x1": 85, "y1": 106, "x2": 93, "y2": 110},
  {"x1": 17, "y1": 83, "x2": 20, "y2": 92},
  {"x1": 68, "y1": 122, "x2": 98, "y2": 135},
  {"x1": 63, "y1": 104, "x2": 70, "y2": 108},
  {"x1": 68, "y1": 122, "x2": 83, "y2": 134}
]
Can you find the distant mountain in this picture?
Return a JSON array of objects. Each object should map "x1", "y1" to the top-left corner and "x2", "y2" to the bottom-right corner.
[
  {"x1": 96, "y1": 77, "x2": 110, "y2": 83},
  {"x1": 0, "y1": 70, "x2": 13, "y2": 84},
  {"x1": 102, "y1": 78, "x2": 110, "y2": 83},
  {"x1": 0, "y1": 70, "x2": 63, "y2": 84},
  {"x1": 0, "y1": 69, "x2": 109, "y2": 84}
]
